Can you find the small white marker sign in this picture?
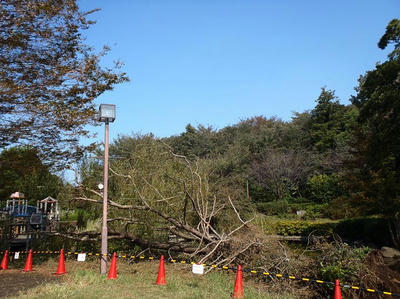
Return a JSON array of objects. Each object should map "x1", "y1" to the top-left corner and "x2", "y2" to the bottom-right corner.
[
  {"x1": 192, "y1": 263, "x2": 204, "y2": 275},
  {"x1": 14, "y1": 252, "x2": 20, "y2": 259},
  {"x1": 77, "y1": 253, "x2": 86, "y2": 262}
]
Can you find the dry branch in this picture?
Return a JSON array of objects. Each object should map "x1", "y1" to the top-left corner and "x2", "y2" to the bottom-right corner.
[{"x1": 73, "y1": 146, "x2": 255, "y2": 262}]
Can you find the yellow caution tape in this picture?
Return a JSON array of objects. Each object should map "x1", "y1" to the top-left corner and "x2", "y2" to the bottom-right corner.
[{"x1": 2, "y1": 249, "x2": 398, "y2": 297}]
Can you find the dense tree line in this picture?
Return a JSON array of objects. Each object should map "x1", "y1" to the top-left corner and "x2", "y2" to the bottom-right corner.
[{"x1": 164, "y1": 88, "x2": 356, "y2": 206}]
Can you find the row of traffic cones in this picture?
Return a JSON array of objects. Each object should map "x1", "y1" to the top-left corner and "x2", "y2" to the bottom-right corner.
[
  {"x1": 0, "y1": 249, "x2": 111, "y2": 278},
  {"x1": 0, "y1": 249, "x2": 66, "y2": 274},
  {"x1": 0, "y1": 250, "x2": 343, "y2": 298}
]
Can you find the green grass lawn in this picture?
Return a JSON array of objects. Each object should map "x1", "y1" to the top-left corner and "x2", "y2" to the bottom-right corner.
[{"x1": 8, "y1": 259, "x2": 295, "y2": 299}]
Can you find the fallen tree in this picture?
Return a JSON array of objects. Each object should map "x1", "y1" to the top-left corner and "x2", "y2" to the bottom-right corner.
[{"x1": 58, "y1": 139, "x2": 257, "y2": 263}]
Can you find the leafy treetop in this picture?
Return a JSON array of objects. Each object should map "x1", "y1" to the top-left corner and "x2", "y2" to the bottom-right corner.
[{"x1": 0, "y1": 0, "x2": 129, "y2": 168}]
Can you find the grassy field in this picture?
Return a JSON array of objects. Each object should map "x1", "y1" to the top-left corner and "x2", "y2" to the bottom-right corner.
[{"x1": 3, "y1": 258, "x2": 295, "y2": 299}]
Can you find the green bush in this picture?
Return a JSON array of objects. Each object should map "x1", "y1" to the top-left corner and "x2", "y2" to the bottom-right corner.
[
  {"x1": 287, "y1": 197, "x2": 311, "y2": 204},
  {"x1": 323, "y1": 196, "x2": 354, "y2": 219},
  {"x1": 335, "y1": 217, "x2": 391, "y2": 246},
  {"x1": 275, "y1": 216, "x2": 392, "y2": 247},
  {"x1": 275, "y1": 220, "x2": 336, "y2": 236},
  {"x1": 320, "y1": 264, "x2": 347, "y2": 281},
  {"x1": 61, "y1": 209, "x2": 80, "y2": 221},
  {"x1": 307, "y1": 173, "x2": 341, "y2": 203},
  {"x1": 288, "y1": 202, "x2": 327, "y2": 219},
  {"x1": 256, "y1": 200, "x2": 289, "y2": 215},
  {"x1": 319, "y1": 245, "x2": 370, "y2": 282}
]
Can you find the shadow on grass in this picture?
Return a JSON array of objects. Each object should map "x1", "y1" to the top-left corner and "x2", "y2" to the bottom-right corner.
[{"x1": 0, "y1": 269, "x2": 62, "y2": 298}]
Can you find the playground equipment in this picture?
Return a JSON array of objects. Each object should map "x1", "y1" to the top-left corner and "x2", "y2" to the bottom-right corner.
[{"x1": 0, "y1": 192, "x2": 60, "y2": 251}]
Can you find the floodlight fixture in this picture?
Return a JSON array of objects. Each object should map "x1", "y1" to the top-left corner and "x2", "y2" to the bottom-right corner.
[{"x1": 98, "y1": 104, "x2": 116, "y2": 123}]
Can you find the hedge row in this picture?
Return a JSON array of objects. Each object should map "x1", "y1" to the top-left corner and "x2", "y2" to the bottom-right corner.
[{"x1": 275, "y1": 216, "x2": 392, "y2": 247}]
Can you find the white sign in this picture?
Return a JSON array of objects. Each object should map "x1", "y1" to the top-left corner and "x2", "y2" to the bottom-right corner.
[
  {"x1": 77, "y1": 253, "x2": 86, "y2": 262},
  {"x1": 192, "y1": 263, "x2": 204, "y2": 275},
  {"x1": 14, "y1": 252, "x2": 20, "y2": 259}
]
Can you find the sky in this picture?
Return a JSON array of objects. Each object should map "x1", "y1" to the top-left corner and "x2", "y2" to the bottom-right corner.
[{"x1": 78, "y1": 0, "x2": 399, "y2": 143}]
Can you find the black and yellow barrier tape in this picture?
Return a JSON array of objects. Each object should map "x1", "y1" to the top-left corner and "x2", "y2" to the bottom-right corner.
[{"x1": 1, "y1": 250, "x2": 399, "y2": 296}]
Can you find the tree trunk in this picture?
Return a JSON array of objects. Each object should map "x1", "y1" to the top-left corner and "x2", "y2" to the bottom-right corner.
[{"x1": 388, "y1": 214, "x2": 400, "y2": 249}]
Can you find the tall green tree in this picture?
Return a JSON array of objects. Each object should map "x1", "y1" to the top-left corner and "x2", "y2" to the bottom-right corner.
[
  {"x1": 350, "y1": 19, "x2": 400, "y2": 213},
  {"x1": 0, "y1": 146, "x2": 63, "y2": 204},
  {"x1": 310, "y1": 88, "x2": 356, "y2": 153},
  {"x1": 351, "y1": 20, "x2": 400, "y2": 176},
  {"x1": 0, "y1": 0, "x2": 128, "y2": 167},
  {"x1": 378, "y1": 19, "x2": 400, "y2": 52},
  {"x1": 349, "y1": 19, "x2": 400, "y2": 247},
  {"x1": 168, "y1": 124, "x2": 217, "y2": 159}
]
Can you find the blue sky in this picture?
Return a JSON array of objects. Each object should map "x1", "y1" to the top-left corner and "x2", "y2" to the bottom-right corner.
[{"x1": 78, "y1": 0, "x2": 399, "y2": 142}]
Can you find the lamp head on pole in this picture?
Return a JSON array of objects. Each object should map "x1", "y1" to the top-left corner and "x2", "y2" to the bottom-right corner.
[{"x1": 98, "y1": 104, "x2": 116, "y2": 123}]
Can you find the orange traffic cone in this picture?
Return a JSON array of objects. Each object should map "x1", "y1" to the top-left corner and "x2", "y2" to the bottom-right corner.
[
  {"x1": 155, "y1": 255, "x2": 166, "y2": 285},
  {"x1": 334, "y1": 279, "x2": 343, "y2": 299},
  {"x1": 0, "y1": 250, "x2": 8, "y2": 270},
  {"x1": 23, "y1": 249, "x2": 33, "y2": 272},
  {"x1": 54, "y1": 249, "x2": 66, "y2": 275},
  {"x1": 232, "y1": 265, "x2": 244, "y2": 298},
  {"x1": 107, "y1": 252, "x2": 117, "y2": 279}
]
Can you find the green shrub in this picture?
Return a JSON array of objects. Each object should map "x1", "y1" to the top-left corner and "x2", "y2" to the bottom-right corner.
[
  {"x1": 62, "y1": 209, "x2": 80, "y2": 221},
  {"x1": 335, "y1": 217, "x2": 391, "y2": 246},
  {"x1": 287, "y1": 197, "x2": 311, "y2": 204},
  {"x1": 256, "y1": 200, "x2": 289, "y2": 215},
  {"x1": 304, "y1": 203, "x2": 328, "y2": 219},
  {"x1": 320, "y1": 264, "x2": 347, "y2": 281},
  {"x1": 323, "y1": 196, "x2": 354, "y2": 219},
  {"x1": 275, "y1": 220, "x2": 336, "y2": 236},
  {"x1": 307, "y1": 173, "x2": 341, "y2": 203},
  {"x1": 288, "y1": 202, "x2": 327, "y2": 219},
  {"x1": 319, "y1": 245, "x2": 370, "y2": 282},
  {"x1": 275, "y1": 216, "x2": 392, "y2": 247}
]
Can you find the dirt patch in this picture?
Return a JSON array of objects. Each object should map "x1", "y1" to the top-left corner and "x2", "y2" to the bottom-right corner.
[
  {"x1": 0, "y1": 268, "x2": 63, "y2": 298},
  {"x1": 362, "y1": 250, "x2": 400, "y2": 297}
]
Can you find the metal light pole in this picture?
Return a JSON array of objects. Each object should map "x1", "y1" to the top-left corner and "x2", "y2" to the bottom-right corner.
[
  {"x1": 97, "y1": 104, "x2": 116, "y2": 274},
  {"x1": 100, "y1": 120, "x2": 109, "y2": 274}
]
